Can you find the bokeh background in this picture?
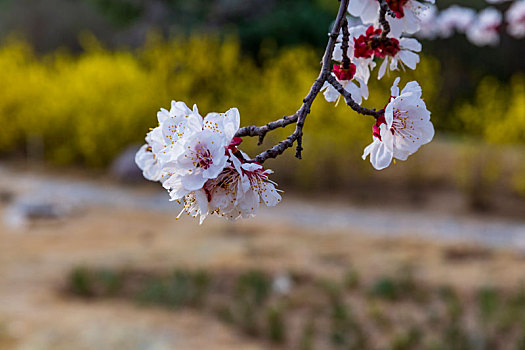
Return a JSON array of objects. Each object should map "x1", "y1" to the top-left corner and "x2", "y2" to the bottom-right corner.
[{"x1": 1, "y1": 0, "x2": 525, "y2": 349}]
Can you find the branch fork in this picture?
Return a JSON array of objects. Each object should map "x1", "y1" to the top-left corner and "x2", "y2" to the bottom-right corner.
[{"x1": 235, "y1": 0, "x2": 393, "y2": 164}]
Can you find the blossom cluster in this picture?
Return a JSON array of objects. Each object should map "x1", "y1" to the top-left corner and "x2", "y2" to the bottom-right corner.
[
  {"x1": 324, "y1": 3, "x2": 428, "y2": 101},
  {"x1": 322, "y1": 0, "x2": 430, "y2": 104},
  {"x1": 417, "y1": 0, "x2": 525, "y2": 45},
  {"x1": 135, "y1": 102, "x2": 281, "y2": 223},
  {"x1": 321, "y1": 0, "x2": 435, "y2": 170}
]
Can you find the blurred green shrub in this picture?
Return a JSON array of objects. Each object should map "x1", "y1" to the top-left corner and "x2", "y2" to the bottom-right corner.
[
  {"x1": 136, "y1": 269, "x2": 210, "y2": 308},
  {"x1": 66, "y1": 265, "x2": 525, "y2": 350},
  {"x1": 300, "y1": 318, "x2": 316, "y2": 350},
  {"x1": 457, "y1": 75, "x2": 525, "y2": 197},
  {"x1": 266, "y1": 305, "x2": 286, "y2": 343},
  {"x1": 458, "y1": 75, "x2": 525, "y2": 145},
  {"x1": 477, "y1": 287, "x2": 500, "y2": 323},
  {"x1": 343, "y1": 267, "x2": 360, "y2": 290},
  {"x1": 69, "y1": 266, "x2": 95, "y2": 297}
]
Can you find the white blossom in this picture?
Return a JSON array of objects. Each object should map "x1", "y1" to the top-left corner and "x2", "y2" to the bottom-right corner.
[
  {"x1": 506, "y1": 0, "x2": 525, "y2": 39},
  {"x1": 137, "y1": 100, "x2": 283, "y2": 223},
  {"x1": 167, "y1": 129, "x2": 230, "y2": 192},
  {"x1": 362, "y1": 78, "x2": 434, "y2": 170},
  {"x1": 387, "y1": 0, "x2": 436, "y2": 37},
  {"x1": 135, "y1": 121, "x2": 173, "y2": 182},
  {"x1": 176, "y1": 189, "x2": 210, "y2": 224},
  {"x1": 437, "y1": 6, "x2": 476, "y2": 38},
  {"x1": 416, "y1": 4, "x2": 439, "y2": 39},
  {"x1": 161, "y1": 107, "x2": 240, "y2": 200},
  {"x1": 176, "y1": 150, "x2": 282, "y2": 223},
  {"x1": 211, "y1": 151, "x2": 281, "y2": 219},
  {"x1": 347, "y1": 0, "x2": 381, "y2": 25},
  {"x1": 135, "y1": 144, "x2": 162, "y2": 182},
  {"x1": 156, "y1": 101, "x2": 203, "y2": 165},
  {"x1": 333, "y1": 25, "x2": 377, "y2": 84},
  {"x1": 348, "y1": 0, "x2": 435, "y2": 37},
  {"x1": 324, "y1": 25, "x2": 375, "y2": 105},
  {"x1": 466, "y1": 8, "x2": 502, "y2": 46},
  {"x1": 378, "y1": 37, "x2": 422, "y2": 80}
]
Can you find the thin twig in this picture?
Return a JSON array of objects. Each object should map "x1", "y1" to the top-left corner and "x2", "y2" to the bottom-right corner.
[
  {"x1": 377, "y1": 0, "x2": 396, "y2": 18},
  {"x1": 341, "y1": 17, "x2": 351, "y2": 69},
  {"x1": 235, "y1": 114, "x2": 298, "y2": 145},
  {"x1": 233, "y1": 0, "x2": 348, "y2": 163},
  {"x1": 326, "y1": 75, "x2": 384, "y2": 118},
  {"x1": 236, "y1": 0, "x2": 387, "y2": 164},
  {"x1": 377, "y1": 0, "x2": 395, "y2": 38}
]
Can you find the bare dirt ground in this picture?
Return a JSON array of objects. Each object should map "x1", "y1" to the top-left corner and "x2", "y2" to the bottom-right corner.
[{"x1": 2, "y1": 202, "x2": 525, "y2": 349}]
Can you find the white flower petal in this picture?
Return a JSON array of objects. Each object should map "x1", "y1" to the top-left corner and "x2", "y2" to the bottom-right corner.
[
  {"x1": 399, "y1": 37, "x2": 422, "y2": 52},
  {"x1": 400, "y1": 80, "x2": 422, "y2": 98},
  {"x1": 362, "y1": 138, "x2": 393, "y2": 170},
  {"x1": 378, "y1": 59, "x2": 388, "y2": 80},
  {"x1": 322, "y1": 80, "x2": 341, "y2": 102},
  {"x1": 391, "y1": 77, "x2": 401, "y2": 97},
  {"x1": 181, "y1": 173, "x2": 207, "y2": 191},
  {"x1": 398, "y1": 50, "x2": 420, "y2": 70}
]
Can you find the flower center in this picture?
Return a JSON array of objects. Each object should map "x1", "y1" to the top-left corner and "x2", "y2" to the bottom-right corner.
[
  {"x1": 353, "y1": 26, "x2": 382, "y2": 59},
  {"x1": 377, "y1": 38, "x2": 401, "y2": 58},
  {"x1": 391, "y1": 109, "x2": 420, "y2": 142},
  {"x1": 353, "y1": 26, "x2": 400, "y2": 59},
  {"x1": 195, "y1": 145, "x2": 213, "y2": 169},
  {"x1": 387, "y1": 0, "x2": 409, "y2": 18},
  {"x1": 392, "y1": 110, "x2": 408, "y2": 132},
  {"x1": 373, "y1": 109, "x2": 415, "y2": 142},
  {"x1": 487, "y1": 23, "x2": 501, "y2": 32}
]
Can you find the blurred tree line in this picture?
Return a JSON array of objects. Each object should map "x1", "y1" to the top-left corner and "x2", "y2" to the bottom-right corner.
[
  {"x1": 0, "y1": 0, "x2": 336, "y2": 55},
  {"x1": 0, "y1": 0, "x2": 523, "y2": 134}
]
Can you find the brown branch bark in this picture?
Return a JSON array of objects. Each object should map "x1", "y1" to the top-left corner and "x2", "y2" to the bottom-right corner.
[
  {"x1": 234, "y1": 0, "x2": 394, "y2": 164},
  {"x1": 377, "y1": 0, "x2": 395, "y2": 38},
  {"x1": 326, "y1": 75, "x2": 385, "y2": 118},
  {"x1": 341, "y1": 17, "x2": 352, "y2": 69},
  {"x1": 235, "y1": 114, "x2": 298, "y2": 145}
]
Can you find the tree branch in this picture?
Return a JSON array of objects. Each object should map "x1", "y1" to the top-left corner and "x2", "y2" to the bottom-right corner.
[
  {"x1": 236, "y1": 0, "x2": 389, "y2": 164},
  {"x1": 251, "y1": 0, "x2": 350, "y2": 163},
  {"x1": 377, "y1": 0, "x2": 395, "y2": 38},
  {"x1": 235, "y1": 114, "x2": 298, "y2": 145},
  {"x1": 341, "y1": 17, "x2": 352, "y2": 69},
  {"x1": 326, "y1": 74, "x2": 384, "y2": 118}
]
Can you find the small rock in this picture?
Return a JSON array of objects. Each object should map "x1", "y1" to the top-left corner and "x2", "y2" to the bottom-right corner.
[
  {"x1": 110, "y1": 145, "x2": 144, "y2": 183},
  {"x1": 272, "y1": 273, "x2": 293, "y2": 295},
  {"x1": 3, "y1": 198, "x2": 74, "y2": 229}
]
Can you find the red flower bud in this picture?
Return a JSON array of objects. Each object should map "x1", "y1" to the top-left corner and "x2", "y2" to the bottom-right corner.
[
  {"x1": 387, "y1": 0, "x2": 409, "y2": 18},
  {"x1": 333, "y1": 63, "x2": 356, "y2": 81}
]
